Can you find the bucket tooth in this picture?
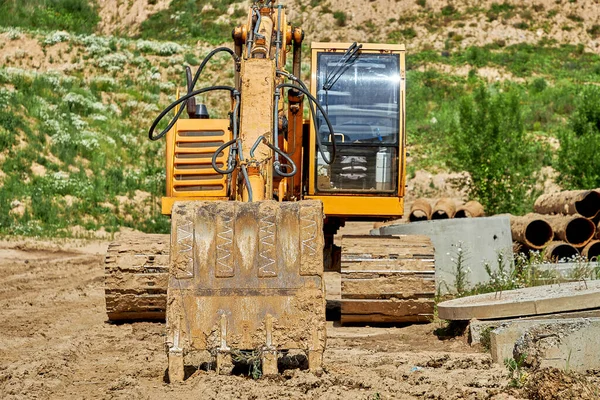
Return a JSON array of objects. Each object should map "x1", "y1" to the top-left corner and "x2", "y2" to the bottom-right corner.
[{"x1": 165, "y1": 200, "x2": 326, "y2": 378}]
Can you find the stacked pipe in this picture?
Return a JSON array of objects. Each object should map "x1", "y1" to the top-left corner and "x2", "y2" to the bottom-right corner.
[
  {"x1": 510, "y1": 190, "x2": 600, "y2": 261},
  {"x1": 408, "y1": 198, "x2": 485, "y2": 222}
]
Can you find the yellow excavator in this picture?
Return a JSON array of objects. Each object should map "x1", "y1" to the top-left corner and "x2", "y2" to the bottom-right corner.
[{"x1": 104, "y1": 0, "x2": 434, "y2": 381}]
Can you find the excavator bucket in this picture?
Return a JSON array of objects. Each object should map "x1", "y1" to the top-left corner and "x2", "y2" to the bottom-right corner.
[{"x1": 165, "y1": 200, "x2": 326, "y2": 381}]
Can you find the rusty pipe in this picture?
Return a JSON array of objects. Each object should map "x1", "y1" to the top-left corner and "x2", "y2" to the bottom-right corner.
[
  {"x1": 543, "y1": 214, "x2": 596, "y2": 247},
  {"x1": 534, "y1": 190, "x2": 600, "y2": 219},
  {"x1": 510, "y1": 213, "x2": 554, "y2": 250},
  {"x1": 455, "y1": 201, "x2": 485, "y2": 218},
  {"x1": 431, "y1": 198, "x2": 456, "y2": 220},
  {"x1": 409, "y1": 198, "x2": 432, "y2": 222},
  {"x1": 582, "y1": 239, "x2": 600, "y2": 261},
  {"x1": 544, "y1": 241, "x2": 579, "y2": 262}
]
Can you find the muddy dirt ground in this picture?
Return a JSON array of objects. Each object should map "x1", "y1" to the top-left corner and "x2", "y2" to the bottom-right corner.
[{"x1": 0, "y1": 237, "x2": 594, "y2": 400}]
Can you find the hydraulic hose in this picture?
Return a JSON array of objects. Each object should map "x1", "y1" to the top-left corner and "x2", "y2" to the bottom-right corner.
[
  {"x1": 276, "y1": 70, "x2": 336, "y2": 164},
  {"x1": 275, "y1": 81, "x2": 336, "y2": 165},
  {"x1": 148, "y1": 86, "x2": 235, "y2": 141},
  {"x1": 211, "y1": 91, "x2": 240, "y2": 174},
  {"x1": 250, "y1": 135, "x2": 297, "y2": 177},
  {"x1": 148, "y1": 47, "x2": 239, "y2": 141},
  {"x1": 212, "y1": 138, "x2": 238, "y2": 174}
]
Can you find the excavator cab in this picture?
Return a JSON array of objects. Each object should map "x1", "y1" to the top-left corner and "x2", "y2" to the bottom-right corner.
[{"x1": 306, "y1": 43, "x2": 407, "y2": 219}]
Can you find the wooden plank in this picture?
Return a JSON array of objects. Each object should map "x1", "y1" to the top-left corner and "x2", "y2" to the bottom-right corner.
[
  {"x1": 341, "y1": 274, "x2": 435, "y2": 299},
  {"x1": 341, "y1": 259, "x2": 435, "y2": 272},
  {"x1": 340, "y1": 314, "x2": 431, "y2": 324},
  {"x1": 341, "y1": 298, "x2": 434, "y2": 317}
]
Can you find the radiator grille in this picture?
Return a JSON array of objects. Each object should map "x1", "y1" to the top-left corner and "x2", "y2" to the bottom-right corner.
[{"x1": 169, "y1": 123, "x2": 231, "y2": 197}]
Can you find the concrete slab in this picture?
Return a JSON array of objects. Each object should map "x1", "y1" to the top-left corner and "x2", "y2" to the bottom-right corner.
[
  {"x1": 469, "y1": 309, "x2": 600, "y2": 345},
  {"x1": 373, "y1": 216, "x2": 513, "y2": 294},
  {"x1": 491, "y1": 320, "x2": 552, "y2": 363},
  {"x1": 490, "y1": 318, "x2": 600, "y2": 372},
  {"x1": 438, "y1": 280, "x2": 600, "y2": 320}
]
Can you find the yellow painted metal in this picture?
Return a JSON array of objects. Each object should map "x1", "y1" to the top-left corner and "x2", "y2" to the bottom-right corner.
[
  {"x1": 305, "y1": 195, "x2": 404, "y2": 218},
  {"x1": 165, "y1": 118, "x2": 231, "y2": 200},
  {"x1": 307, "y1": 43, "x2": 407, "y2": 199},
  {"x1": 243, "y1": 172, "x2": 266, "y2": 202}
]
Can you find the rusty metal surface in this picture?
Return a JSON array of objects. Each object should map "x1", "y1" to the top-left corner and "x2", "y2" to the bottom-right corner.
[
  {"x1": 534, "y1": 190, "x2": 600, "y2": 219},
  {"x1": 544, "y1": 241, "x2": 579, "y2": 262},
  {"x1": 409, "y1": 198, "x2": 432, "y2": 222},
  {"x1": 455, "y1": 200, "x2": 485, "y2": 218},
  {"x1": 543, "y1": 214, "x2": 596, "y2": 247},
  {"x1": 165, "y1": 200, "x2": 326, "y2": 375},
  {"x1": 510, "y1": 213, "x2": 554, "y2": 250},
  {"x1": 432, "y1": 198, "x2": 456, "y2": 220},
  {"x1": 581, "y1": 239, "x2": 600, "y2": 260}
]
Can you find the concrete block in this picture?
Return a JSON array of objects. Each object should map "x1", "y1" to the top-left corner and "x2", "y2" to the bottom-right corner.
[
  {"x1": 490, "y1": 317, "x2": 600, "y2": 372},
  {"x1": 470, "y1": 309, "x2": 600, "y2": 345},
  {"x1": 490, "y1": 320, "x2": 545, "y2": 363},
  {"x1": 374, "y1": 216, "x2": 513, "y2": 294},
  {"x1": 470, "y1": 319, "x2": 502, "y2": 345}
]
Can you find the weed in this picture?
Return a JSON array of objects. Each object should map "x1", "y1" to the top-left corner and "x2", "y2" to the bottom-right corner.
[
  {"x1": 184, "y1": 53, "x2": 200, "y2": 66},
  {"x1": 505, "y1": 354, "x2": 529, "y2": 388},
  {"x1": 449, "y1": 241, "x2": 470, "y2": 296},
  {"x1": 139, "y1": 0, "x2": 239, "y2": 45},
  {"x1": 231, "y1": 349, "x2": 263, "y2": 380},
  {"x1": 589, "y1": 24, "x2": 600, "y2": 38},
  {"x1": 480, "y1": 326, "x2": 492, "y2": 352},
  {"x1": 333, "y1": 11, "x2": 348, "y2": 27},
  {"x1": 513, "y1": 22, "x2": 529, "y2": 30},
  {"x1": 441, "y1": 5, "x2": 457, "y2": 16},
  {"x1": 567, "y1": 13, "x2": 583, "y2": 22}
]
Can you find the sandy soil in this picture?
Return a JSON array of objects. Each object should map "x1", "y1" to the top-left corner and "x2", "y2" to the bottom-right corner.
[
  {"x1": 0, "y1": 237, "x2": 530, "y2": 400},
  {"x1": 97, "y1": 0, "x2": 172, "y2": 35}
]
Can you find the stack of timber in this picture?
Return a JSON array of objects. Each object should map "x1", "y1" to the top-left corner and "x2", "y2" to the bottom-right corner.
[
  {"x1": 408, "y1": 198, "x2": 485, "y2": 222},
  {"x1": 510, "y1": 190, "x2": 600, "y2": 261},
  {"x1": 339, "y1": 235, "x2": 435, "y2": 324}
]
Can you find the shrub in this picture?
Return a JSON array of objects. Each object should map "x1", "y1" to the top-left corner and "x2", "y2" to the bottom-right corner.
[
  {"x1": 588, "y1": 24, "x2": 600, "y2": 39},
  {"x1": 333, "y1": 11, "x2": 348, "y2": 27},
  {"x1": 557, "y1": 85, "x2": 600, "y2": 189},
  {"x1": 448, "y1": 83, "x2": 547, "y2": 215},
  {"x1": 441, "y1": 5, "x2": 457, "y2": 16}
]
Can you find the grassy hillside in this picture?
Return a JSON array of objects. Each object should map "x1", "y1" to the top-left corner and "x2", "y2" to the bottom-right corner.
[{"x1": 1, "y1": 0, "x2": 600, "y2": 236}]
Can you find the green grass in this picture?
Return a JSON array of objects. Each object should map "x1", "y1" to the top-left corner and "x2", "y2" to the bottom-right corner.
[
  {"x1": 0, "y1": 35, "x2": 177, "y2": 236},
  {"x1": 0, "y1": 0, "x2": 99, "y2": 34},
  {"x1": 139, "y1": 0, "x2": 242, "y2": 45},
  {"x1": 411, "y1": 43, "x2": 600, "y2": 81}
]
